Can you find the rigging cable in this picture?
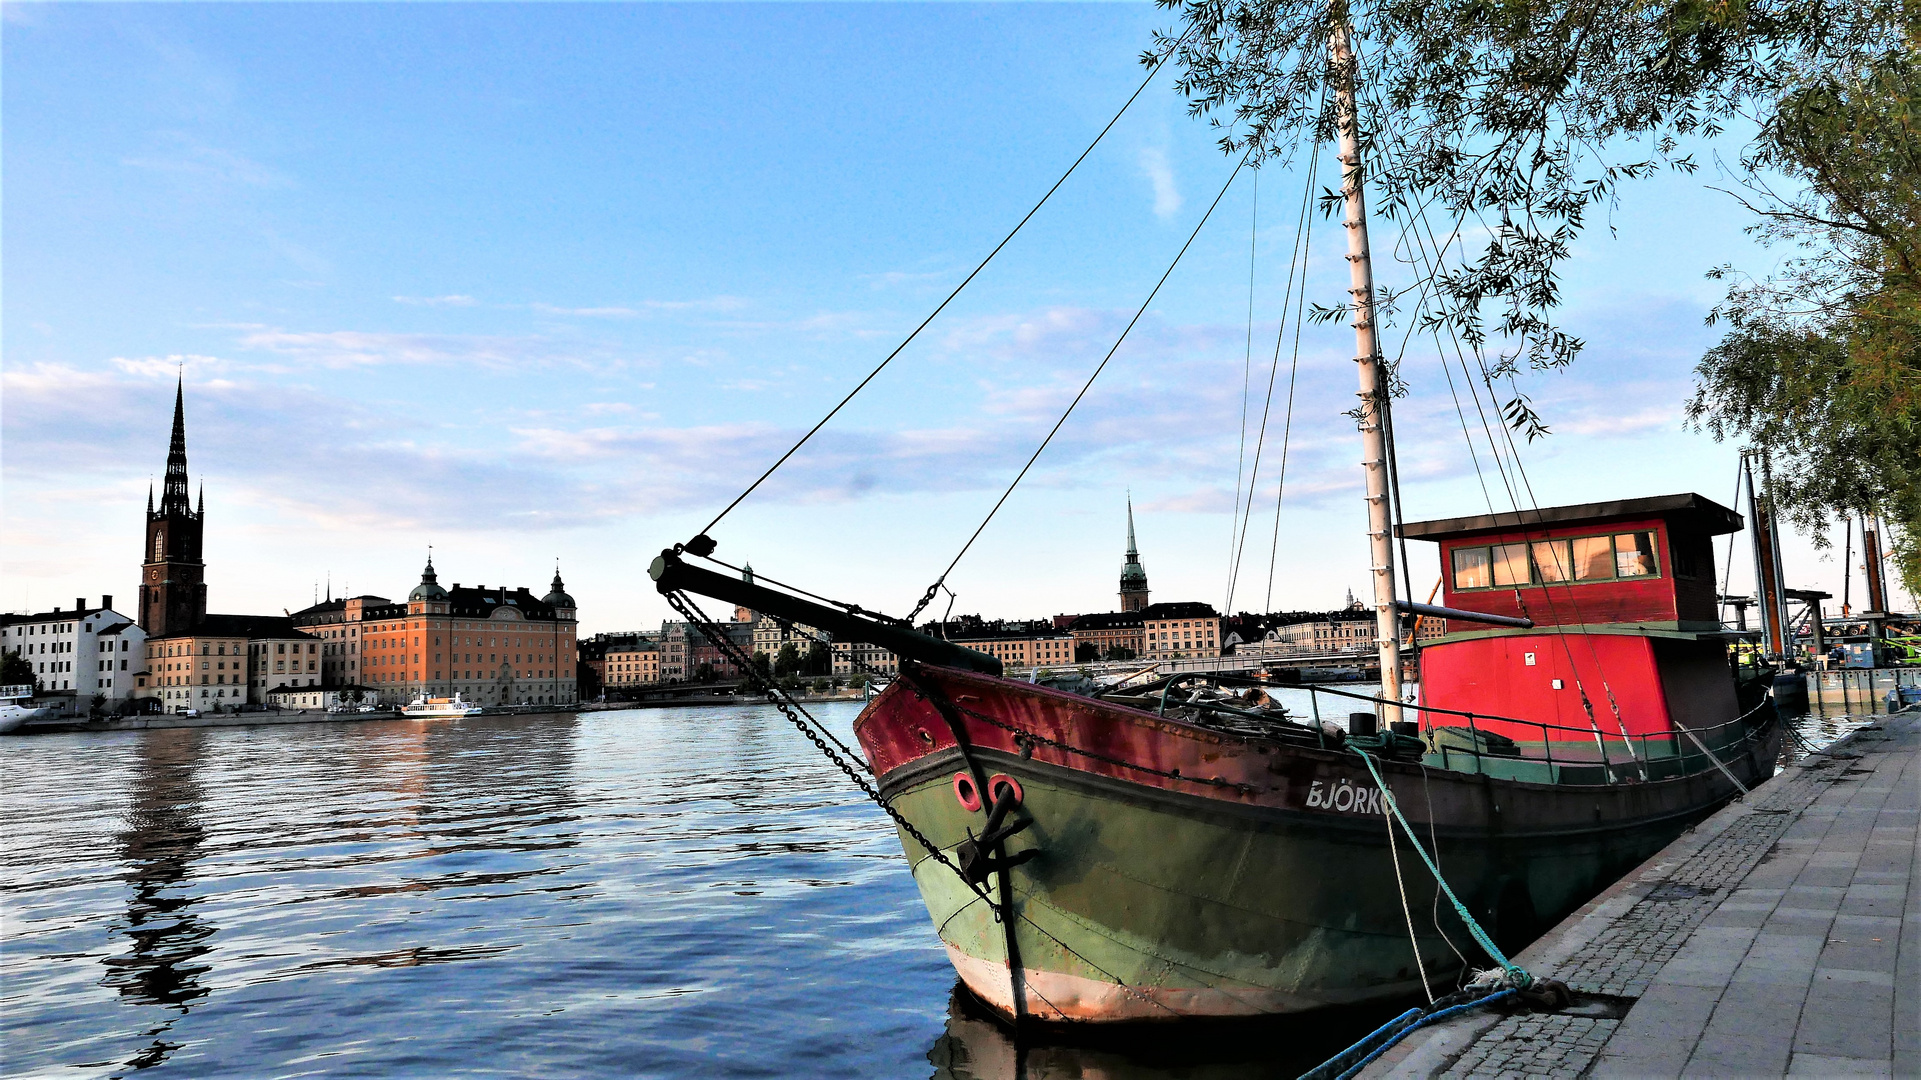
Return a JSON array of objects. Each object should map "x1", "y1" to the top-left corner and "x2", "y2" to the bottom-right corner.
[
  {"x1": 1262, "y1": 183, "x2": 1317, "y2": 614},
  {"x1": 1225, "y1": 144, "x2": 1320, "y2": 614},
  {"x1": 694, "y1": 27, "x2": 1196, "y2": 540},
  {"x1": 1360, "y1": 79, "x2": 1638, "y2": 776},
  {"x1": 906, "y1": 151, "x2": 1255, "y2": 621},
  {"x1": 1225, "y1": 168, "x2": 1259, "y2": 611}
]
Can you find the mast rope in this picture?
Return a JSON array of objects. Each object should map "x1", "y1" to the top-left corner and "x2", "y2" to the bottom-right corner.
[
  {"x1": 905, "y1": 150, "x2": 1254, "y2": 622},
  {"x1": 1362, "y1": 81, "x2": 1643, "y2": 777},
  {"x1": 1225, "y1": 168, "x2": 1259, "y2": 610},
  {"x1": 694, "y1": 28, "x2": 1195, "y2": 542},
  {"x1": 1224, "y1": 135, "x2": 1320, "y2": 615}
]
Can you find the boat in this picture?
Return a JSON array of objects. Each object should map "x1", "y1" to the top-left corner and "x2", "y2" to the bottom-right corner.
[
  {"x1": 645, "y1": 16, "x2": 1783, "y2": 1026},
  {"x1": 0, "y1": 684, "x2": 55, "y2": 735},
  {"x1": 400, "y1": 693, "x2": 483, "y2": 719}
]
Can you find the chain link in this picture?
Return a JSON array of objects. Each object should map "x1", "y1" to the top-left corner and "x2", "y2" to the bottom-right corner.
[{"x1": 663, "y1": 589, "x2": 990, "y2": 903}]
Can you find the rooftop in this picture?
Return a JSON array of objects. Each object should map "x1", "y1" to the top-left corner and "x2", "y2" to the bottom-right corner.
[{"x1": 1397, "y1": 492, "x2": 1743, "y2": 540}]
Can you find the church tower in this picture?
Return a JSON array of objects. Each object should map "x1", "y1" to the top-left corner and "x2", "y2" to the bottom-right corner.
[
  {"x1": 139, "y1": 378, "x2": 207, "y2": 636},
  {"x1": 1119, "y1": 497, "x2": 1150, "y2": 612}
]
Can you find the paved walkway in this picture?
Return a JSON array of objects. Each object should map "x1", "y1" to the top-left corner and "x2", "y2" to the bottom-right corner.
[{"x1": 1374, "y1": 711, "x2": 1919, "y2": 1078}]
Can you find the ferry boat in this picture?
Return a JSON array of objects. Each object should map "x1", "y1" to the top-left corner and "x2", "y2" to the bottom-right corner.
[
  {"x1": 400, "y1": 693, "x2": 483, "y2": 719},
  {"x1": 0, "y1": 684, "x2": 55, "y2": 735},
  {"x1": 644, "y1": 19, "x2": 1784, "y2": 1025}
]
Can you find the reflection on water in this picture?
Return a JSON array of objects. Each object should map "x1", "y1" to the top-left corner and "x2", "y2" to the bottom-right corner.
[
  {"x1": 100, "y1": 729, "x2": 213, "y2": 1072},
  {"x1": 927, "y1": 988, "x2": 1402, "y2": 1080},
  {"x1": 3, "y1": 706, "x2": 951, "y2": 1077}
]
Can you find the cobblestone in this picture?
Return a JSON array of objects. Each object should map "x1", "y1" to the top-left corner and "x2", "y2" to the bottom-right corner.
[{"x1": 1374, "y1": 710, "x2": 1919, "y2": 1079}]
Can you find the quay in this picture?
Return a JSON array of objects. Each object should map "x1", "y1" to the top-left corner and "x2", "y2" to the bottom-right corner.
[{"x1": 1373, "y1": 708, "x2": 1919, "y2": 1078}]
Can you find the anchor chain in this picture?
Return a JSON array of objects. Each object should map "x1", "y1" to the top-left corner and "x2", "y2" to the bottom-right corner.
[{"x1": 662, "y1": 589, "x2": 991, "y2": 903}]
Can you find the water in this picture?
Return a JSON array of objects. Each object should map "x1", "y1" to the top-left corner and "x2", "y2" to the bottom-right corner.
[
  {"x1": 3, "y1": 705, "x2": 1375, "y2": 1079},
  {"x1": 5, "y1": 699, "x2": 1871, "y2": 1079}
]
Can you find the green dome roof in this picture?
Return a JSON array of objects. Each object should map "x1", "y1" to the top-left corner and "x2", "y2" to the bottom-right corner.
[
  {"x1": 409, "y1": 556, "x2": 448, "y2": 601},
  {"x1": 543, "y1": 568, "x2": 576, "y2": 610}
]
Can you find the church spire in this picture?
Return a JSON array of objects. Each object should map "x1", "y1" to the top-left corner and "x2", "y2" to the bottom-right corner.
[
  {"x1": 1119, "y1": 495, "x2": 1150, "y2": 612},
  {"x1": 160, "y1": 376, "x2": 193, "y2": 516}
]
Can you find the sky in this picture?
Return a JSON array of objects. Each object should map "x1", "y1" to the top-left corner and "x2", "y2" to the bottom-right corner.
[{"x1": 5, "y1": 2, "x2": 1912, "y2": 634}]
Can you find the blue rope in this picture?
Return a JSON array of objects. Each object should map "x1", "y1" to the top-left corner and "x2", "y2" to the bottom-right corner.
[
  {"x1": 1319, "y1": 988, "x2": 1521, "y2": 1080},
  {"x1": 1352, "y1": 747, "x2": 1532, "y2": 988}
]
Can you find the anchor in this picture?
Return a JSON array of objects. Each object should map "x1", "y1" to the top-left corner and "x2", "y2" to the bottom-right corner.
[{"x1": 955, "y1": 783, "x2": 1038, "y2": 887}]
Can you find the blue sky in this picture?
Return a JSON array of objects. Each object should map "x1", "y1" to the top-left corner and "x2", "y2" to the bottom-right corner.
[{"x1": 6, "y1": 2, "x2": 1910, "y2": 632}]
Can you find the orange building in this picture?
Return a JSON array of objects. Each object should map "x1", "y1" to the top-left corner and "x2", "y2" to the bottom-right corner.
[
  {"x1": 605, "y1": 643, "x2": 661, "y2": 688},
  {"x1": 292, "y1": 558, "x2": 579, "y2": 707}
]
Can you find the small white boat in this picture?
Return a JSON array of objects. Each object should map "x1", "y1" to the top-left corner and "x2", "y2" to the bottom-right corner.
[
  {"x1": 0, "y1": 684, "x2": 55, "y2": 735},
  {"x1": 400, "y1": 692, "x2": 483, "y2": 719}
]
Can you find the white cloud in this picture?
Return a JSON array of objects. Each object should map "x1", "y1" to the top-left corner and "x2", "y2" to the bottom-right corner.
[
  {"x1": 1139, "y1": 146, "x2": 1183, "y2": 220},
  {"x1": 236, "y1": 328, "x2": 579, "y2": 370},
  {"x1": 531, "y1": 303, "x2": 640, "y2": 318},
  {"x1": 393, "y1": 295, "x2": 479, "y2": 307},
  {"x1": 121, "y1": 134, "x2": 291, "y2": 188}
]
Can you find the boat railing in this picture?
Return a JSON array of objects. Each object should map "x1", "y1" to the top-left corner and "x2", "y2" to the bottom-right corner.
[{"x1": 1299, "y1": 683, "x2": 1771, "y2": 785}]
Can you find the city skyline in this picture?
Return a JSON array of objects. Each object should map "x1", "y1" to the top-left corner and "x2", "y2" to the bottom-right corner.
[{"x1": 5, "y1": 3, "x2": 1913, "y2": 634}]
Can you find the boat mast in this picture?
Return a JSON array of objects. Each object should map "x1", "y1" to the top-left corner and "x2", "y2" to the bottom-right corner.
[{"x1": 1330, "y1": 12, "x2": 1403, "y2": 725}]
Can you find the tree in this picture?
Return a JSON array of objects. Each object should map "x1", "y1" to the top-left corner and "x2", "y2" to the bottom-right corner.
[
  {"x1": 1, "y1": 651, "x2": 35, "y2": 691},
  {"x1": 694, "y1": 662, "x2": 716, "y2": 683},
  {"x1": 1104, "y1": 646, "x2": 1139, "y2": 662},
  {"x1": 774, "y1": 642, "x2": 802, "y2": 677},
  {"x1": 1157, "y1": 0, "x2": 1903, "y2": 436},
  {"x1": 753, "y1": 651, "x2": 772, "y2": 678},
  {"x1": 1075, "y1": 642, "x2": 1100, "y2": 662},
  {"x1": 1687, "y1": 50, "x2": 1920, "y2": 595},
  {"x1": 804, "y1": 641, "x2": 832, "y2": 676}
]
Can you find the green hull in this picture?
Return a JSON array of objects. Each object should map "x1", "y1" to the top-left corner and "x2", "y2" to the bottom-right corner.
[{"x1": 857, "y1": 666, "x2": 1779, "y2": 1022}]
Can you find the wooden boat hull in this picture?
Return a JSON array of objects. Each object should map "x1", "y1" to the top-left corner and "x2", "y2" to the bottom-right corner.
[{"x1": 855, "y1": 665, "x2": 1780, "y2": 1023}]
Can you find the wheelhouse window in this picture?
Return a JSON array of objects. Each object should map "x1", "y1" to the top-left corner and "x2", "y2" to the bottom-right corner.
[
  {"x1": 1452, "y1": 530, "x2": 1661, "y2": 589},
  {"x1": 1572, "y1": 536, "x2": 1614, "y2": 580},
  {"x1": 1530, "y1": 540, "x2": 1573, "y2": 583},
  {"x1": 1615, "y1": 531, "x2": 1658, "y2": 577},
  {"x1": 1451, "y1": 547, "x2": 1491, "y2": 589},
  {"x1": 1490, "y1": 544, "x2": 1531, "y2": 587}
]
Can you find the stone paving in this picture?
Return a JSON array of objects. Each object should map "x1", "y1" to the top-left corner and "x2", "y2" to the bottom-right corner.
[{"x1": 1375, "y1": 711, "x2": 1919, "y2": 1079}]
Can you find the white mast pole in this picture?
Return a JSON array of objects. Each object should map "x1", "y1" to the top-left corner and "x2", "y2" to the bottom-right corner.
[{"x1": 1331, "y1": 13, "x2": 1404, "y2": 726}]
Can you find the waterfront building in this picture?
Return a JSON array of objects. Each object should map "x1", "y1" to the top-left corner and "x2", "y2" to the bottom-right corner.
[
  {"x1": 1066, "y1": 611, "x2": 1145, "y2": 660},
  {"x1": 831, "y1": 641, "x2": 899, "y2": 678},
  {"x1": 690, "y1": 624, "x2": 751, "y2": 680},
  {"x1": 937, "y1": 621, "x2": 1077, "y2": 670},
  {"x1": 142, "y1": 614, "x2": 314, "y2": 710},
  {"x1": 752, "y1": 615, "x2": 823, "y2": 664},
  {"x1": 0, "y1": 598, "x2": 146, "y2": 714},
  {"x1": 1119, "y1": 499, "x2": 1151, "y2": 613},
  {"x1": 292, "y1": 561, "x2": 579, "y2": 707},
  {"x1": 604, "y1": 641, "x2": 662, "y2": 688},
  {"x1": 265, "y1": 684, "x2": 375, "y2": 711},
  {"x1": 1141, "y1": 602, "x2": 1222, "y2": 659},
  {"x1": 292, "y1": 593, "x2": 393, "y2": 686},
  {"x1": 1228, "y1": 604, "x2": 1448, "y2": 657}
]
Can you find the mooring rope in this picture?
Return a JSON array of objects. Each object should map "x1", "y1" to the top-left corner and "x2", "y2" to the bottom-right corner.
[{"x1": 1351, "y1": 748, "x2": 1532, "y2": 988}]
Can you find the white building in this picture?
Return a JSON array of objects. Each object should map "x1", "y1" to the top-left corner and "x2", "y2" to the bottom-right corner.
[{"x1": 0, "y1": 596, "x2": 148, "y2": 715}]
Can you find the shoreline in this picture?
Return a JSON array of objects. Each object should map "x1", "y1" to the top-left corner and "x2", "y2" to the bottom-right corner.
[{"x1": 7, "y1": 693, "x2": 876, "y2": 735}]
